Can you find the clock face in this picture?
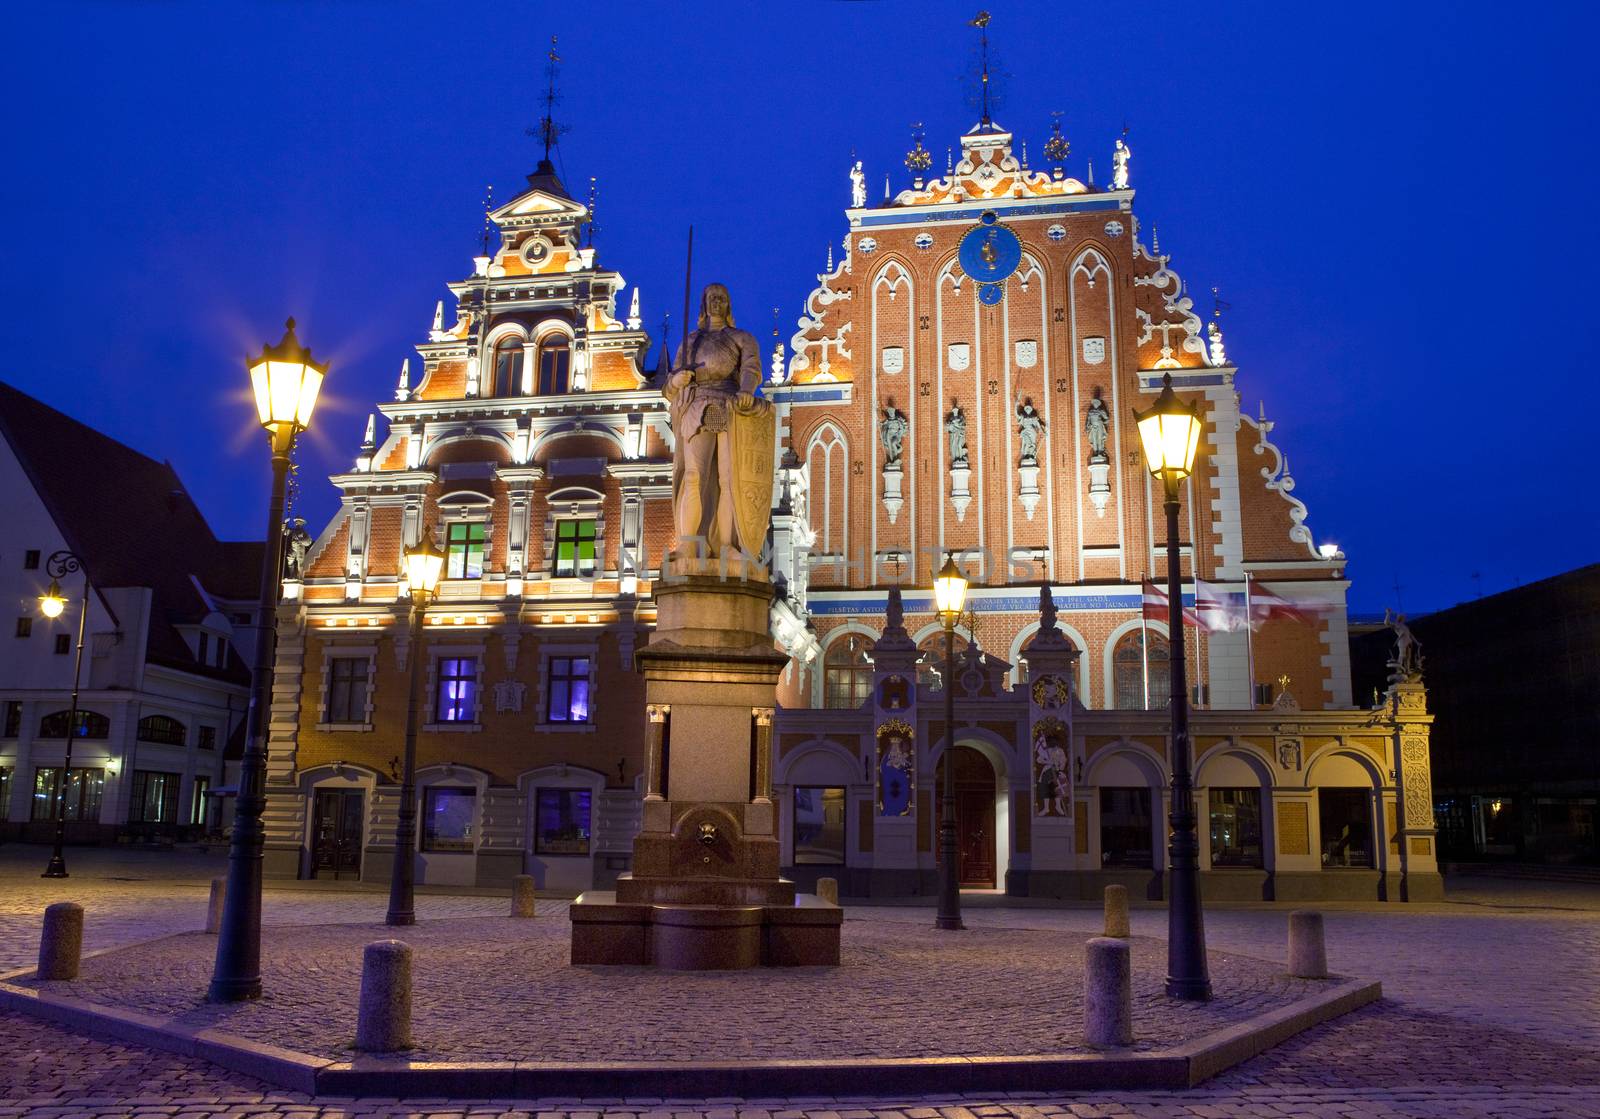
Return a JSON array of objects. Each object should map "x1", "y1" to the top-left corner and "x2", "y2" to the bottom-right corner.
[{"x1": 958, "y1": 211, "x2": 1022, "y2": 286}]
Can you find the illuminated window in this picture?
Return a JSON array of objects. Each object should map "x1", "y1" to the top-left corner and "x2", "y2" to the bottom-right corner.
[
  {"x1": 129, "y1": 771, "x2": 180, "y2": 824},
  {"x1": 824, "y1": 633, "x2": 875, "y2": 709},
  {"x1": 422, "y1": 787, "x2": 475, "y2": 851},
  {"x1": 31, "y1": 766, "x2": 104, "y2": 822},
  {"x1": 492, "y1": 335, "x2": 525, "y2": 397},
  {"x1": 435, "y1": 657, "x2": 478, "y2": 723},
  {"x1": 0, "y1": 767, "x2": 9, "y2": 821},
  {"x1": 793, "y1": 786, "x2": 846, "y2": 865},
  {"x1": 445, "y1": 522, "x2": 486, "y2": 580},
  {"x1": 190, "y1": 776, "x2": 210, "y2": 826},
  {"x1": 545, "y1": 656, "x2": 591, "y2": 723},
  {"x1": 536, "y1": 335, "x2": 571, "y2": 395},
  {"x1": 1113, "y1": 631, "x2": 1169, "y2": 710},
  {"x1": 534, "y1": 788, "x2": 591, "y2": 854},
  {"x1": 1209, "y1": 787, "x2": 1263, "y2": 868},
  {"x1": 553, "y1": 519, "x2": 597, "y2": 578}
]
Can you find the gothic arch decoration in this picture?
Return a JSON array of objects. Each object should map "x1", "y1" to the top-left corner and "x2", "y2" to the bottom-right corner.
[
  {"x1": 872, "y1": 259, "x2": 913, "y2": 301},
  {"x1": 804, "y1": 421, "x2": 848, "y2": 560},
  {"x1": 1109, "y1": 625, "x2": 1170, "y2": 711},
  {"x1": 1101, "y1": 617, "x2": 1167, "y2": 711},
  {"x1": 820, "y1": 625, "x2": 877, "y2": 710},
  {"x1": 1071, "y1": 247, "x2": 1112, "y2": 288}
]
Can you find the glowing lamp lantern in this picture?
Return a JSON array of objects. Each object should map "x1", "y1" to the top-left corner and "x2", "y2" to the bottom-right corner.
[
  {"x1": 39, "y1": 580, "x2": 67, "y2": 619},
  {"x1": 248, "y1": 318, "x2": 327, "y2": 437},
  {"x1": 404, "y1": 533, "x2": 446, "y2": 598},
  {"x1": 1133, "y1": 373, "x2": 1203, "y2": 488},
  {"x1": 933, "y1": 555, "x2": 969, "y2": 624}
]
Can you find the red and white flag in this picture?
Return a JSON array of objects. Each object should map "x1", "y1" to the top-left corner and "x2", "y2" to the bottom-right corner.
[
  {"x1": 1142, "y1": 578, "x2": 1202, "y2": 627},
  {"x1": 1248, "y1": 581, "x2": 1324, "y2": 627},
  {"x1": 1195, "y1": 577, "x2": 1249, "y2": 633}
]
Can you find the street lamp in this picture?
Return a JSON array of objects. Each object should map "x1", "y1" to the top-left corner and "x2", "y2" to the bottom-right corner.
[
  {"x1": 38, "y1": 553, "x2": 89, "y2": 879},
  {"x1": 933, "y1": 552, "x2": 969, "y2": 931},
  {"x1": 387, "y1": 532, "x2": 445, "y2": 926},
  {"x1": 1133, "y1": 371, "x2": 1212, "y2": 1001},
  {"x1": 210, "y1": 318, "x2": 326, "y2": 1003}
]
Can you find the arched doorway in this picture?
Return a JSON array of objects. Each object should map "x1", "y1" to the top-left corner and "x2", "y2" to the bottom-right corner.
[{"x1": 935, "y1": 745, "x2": 999, "y2": 887}]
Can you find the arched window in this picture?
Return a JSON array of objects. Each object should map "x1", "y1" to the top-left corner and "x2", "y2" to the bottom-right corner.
[
  {"x1": 137, "y1": 715, "x2": 187, "y2": 746},
  {"x1": 1112, "y1": 630, "x2": 1170, "y2": 710},
  {"x1": 916, "y1": 631, "x2": 970, "y2": 694},
  {"x1": 492, "y1": 336, "x2": 525, "y2": 397},
  {"x1": 823, "y1": 632, "x2": 875, "y2": 709},
  {"x1": 536, "y1": 334, "x2": 571, "y2": 395},
  {"x1": 37, "y1": 710, "x2": 110, "y2": 739}
]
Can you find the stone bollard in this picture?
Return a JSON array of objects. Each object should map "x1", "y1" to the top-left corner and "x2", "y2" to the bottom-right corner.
[
  {"x1": 37, "y1": 902, "x2": 84, "y2": 981},
  {"x1": 1103, "y1": 883, "x2": 1130, "y2": 938},
  {"x1": 1084, "y1": 936, "x2": 1133, "y2": 1048},
  {"x1": 1287, "y1": 910, "x2": 1328, "y2": 978},
  {"x1": 816, "y1": 877, "x2": 839, "y2": 905},
  {"x1": 205, "y1": 877, "x2": 226, "y2": 934},
  {"x1": 355, "y1": 940, "x2": 413, "y2": 1053},
  {"x1": 511, "y1": 875, "x2": 536, "y2": 918}
]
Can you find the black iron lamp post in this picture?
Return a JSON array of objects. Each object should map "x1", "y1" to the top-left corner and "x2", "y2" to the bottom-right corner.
[
  {"x1": 932, "y1": 553, "x2": 970, "y2": 931},
  {"x1": 386, "y1": 532, "x2": 445, "y2": 926},
  {"x1": 38, "y1": 553, "x2": 90, "y2": 879},
  {"x1": 1133, "y1": 371, "x2": 1212, "y2": 1001},
  {"x1": 209, "y1": 319, "x2": 326, "y2": 1002}
]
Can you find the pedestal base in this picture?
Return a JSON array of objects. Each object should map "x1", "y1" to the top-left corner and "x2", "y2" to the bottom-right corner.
[{"x1": 570, "y1": 890, "x2": 842, "y2": 969}]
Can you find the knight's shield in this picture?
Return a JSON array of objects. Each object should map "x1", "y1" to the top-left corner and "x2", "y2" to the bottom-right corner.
[{"x1": 730, "y1": 399, "x2": 777, "y2": 558}]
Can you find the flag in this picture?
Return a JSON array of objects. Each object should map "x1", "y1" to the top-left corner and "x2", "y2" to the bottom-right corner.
[
  {"x1": 1248, "y1": 581, "x2": 1324, "y2": 627},
  {"x1": 1142, "y1": 578, "x2": 1201, "y2": 627},
  {"x1": 1195, "y1": 577, "x2": 1249, "y2": 633}
]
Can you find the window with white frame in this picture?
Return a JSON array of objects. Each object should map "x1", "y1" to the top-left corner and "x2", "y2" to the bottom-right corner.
[
  {"x1": 435, "y1": 657, "x2": 479, "y2": 723},
  {"x1": 553, "y1": 519, "x2": 597, "y2": 578},
  {"x1": 445, "y1": 522, "x2": 486, "y2": 580},
  {"x1": 544, "y1": 655, "x2": 592, "y2": 724},
  {"x1": 325, "y1": 656, "x2": 371, "y2": 723}
]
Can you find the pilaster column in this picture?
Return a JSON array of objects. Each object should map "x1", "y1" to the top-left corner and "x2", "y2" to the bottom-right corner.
[
  {"x1": 644, "y1": 704, "x2": 670, "y2": 801},
  {"x1": 752, "y1": 707, "x2": 774, "y2": 803}
]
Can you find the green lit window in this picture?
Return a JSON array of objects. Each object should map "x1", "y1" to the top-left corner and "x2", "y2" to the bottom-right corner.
[
  {"x1": 445, "y1": 522, "x2": 486, "y2": 580},
  {"x1": 554, "y1": 519, "x2": 597, "y2": 578}
]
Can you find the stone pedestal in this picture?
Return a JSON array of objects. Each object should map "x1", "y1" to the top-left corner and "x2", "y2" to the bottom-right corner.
[
  {"x1": 1017, "y1": 462, "x2": 1041, "y2": 521},
  {"x1": 1087, "y1": 454, "x2": 1111, "y2": 517},
  {"x1": 570, "y1": 566, "x2": 842, "y2": 969}
]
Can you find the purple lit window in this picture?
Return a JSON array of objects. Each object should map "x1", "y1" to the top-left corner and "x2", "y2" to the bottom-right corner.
[
  {"x1": 534, "y1": 788, "x2": 590, "y2": 855},
  {"x1": 545, "y1": 656, "x2": 591, "y2": 723},
  {"x1": 435, "y1": 657, "x2": 477, "y2": 723},
  {"x1": 422, "y1": 787, "x2": 475, "y2": 851}
]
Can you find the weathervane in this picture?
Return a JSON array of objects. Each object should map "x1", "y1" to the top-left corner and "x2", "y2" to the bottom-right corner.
[
  {"x1": 585, "y1": 176, "x2": 599, "y2": 247},
  {"x1": 1043, "y1": 111, "x2": 1070, "y2": 172},
  {"x1": 527, "y1": 35, "x2": 570, "y2": 170},
  {"x1": 479, "y1": 183, "x2": 494, "y2": 257},
  {"x1": 904, "y1": 122, "x2": 932, "y2": 183}
]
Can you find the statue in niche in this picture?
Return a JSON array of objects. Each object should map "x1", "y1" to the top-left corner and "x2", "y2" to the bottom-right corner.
[
  {"x1": 665, "y1": 282, "x2": 774, "y2": 561},
  {"x1": 1085, "y1": 390, "x2": 1110, "y2": 459},
  {"x1": 880, "y1": 402, "x2": 908, "y2": 468},
  {"x1": 849, "y1": 160, "x2": 866, "y2": 208},
  {"x1": 1016, "y1": 397, "x2": 1045, "y2": 465},
  {"x1": 1032, "y1": 717, "x2": 1070, "y2": 817},
  {"x1": 1112, "y1": 134, "x2": 1132, "y2": 191},
  {"x1": 284, "y1": 518, "x2": 312, "y2": 579},
  {"x1": 945, "y1": 402, "x2": 968, "y2": 466}
]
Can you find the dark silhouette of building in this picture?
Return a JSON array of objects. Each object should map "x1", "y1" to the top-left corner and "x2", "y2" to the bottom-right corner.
[{"x1": 1351, "y1": 565, "x2": 1600, "y2": 864}]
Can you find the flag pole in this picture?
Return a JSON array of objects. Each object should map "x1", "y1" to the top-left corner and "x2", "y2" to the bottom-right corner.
[{"x1": 1243, "y1": 571, "x2": 1257, "y2": 708}]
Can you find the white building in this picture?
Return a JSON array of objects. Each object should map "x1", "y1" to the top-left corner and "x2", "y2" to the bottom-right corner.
[{"x1": 0, "y1": 383, "x2": 262, "y2": 844}]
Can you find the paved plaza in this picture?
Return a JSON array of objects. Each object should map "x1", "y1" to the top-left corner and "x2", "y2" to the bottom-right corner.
[{"x1": 2, "y1": 847, "x2": 1599, "y2": 1116}]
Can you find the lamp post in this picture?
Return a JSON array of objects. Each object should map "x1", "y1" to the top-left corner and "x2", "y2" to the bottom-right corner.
[
  {"x1": 38, "y1": 552, "x2": 89, "y2": 879},
  {"x1": 386, "y1": 532, "x2": 445, "y2": 926},
  {"x1": 933, "y1": 553, "x2": 969, "y2": 931},
  {"x1": 210, "y1": 319, "x2": 326, "y2": 1003},
  {"x1": 1133, "y1": 371, "x2": 1211, "y2": 1001}
]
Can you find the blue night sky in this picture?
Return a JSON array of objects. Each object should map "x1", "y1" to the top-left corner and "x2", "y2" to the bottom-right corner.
[{"x1": 2, "y1": 2, "x2": 1594, "y2": 616}]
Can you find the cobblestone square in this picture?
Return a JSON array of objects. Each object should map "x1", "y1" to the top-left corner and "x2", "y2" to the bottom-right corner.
[{"x1": 2, "y1": 849, "x2": 1598, "y2": 1117}]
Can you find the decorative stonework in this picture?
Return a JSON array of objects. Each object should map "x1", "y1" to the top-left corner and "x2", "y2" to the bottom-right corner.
[{"x1": 1401, "y1": 736, "x2": 1433, "y2": 828}]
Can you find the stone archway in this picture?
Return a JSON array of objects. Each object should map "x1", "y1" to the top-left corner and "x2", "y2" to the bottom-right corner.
[{"x1": 935, "y1": 745, "x2": 1000, "y2": 888}]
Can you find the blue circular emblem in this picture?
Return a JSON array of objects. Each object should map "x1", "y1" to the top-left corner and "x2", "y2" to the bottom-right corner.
[
  {"x1": 958, "y1": 212, "x2": 1022, "y2": 286},
  {"x1": 978, "y1": 282, "x2": 1005, "y2": 306}
]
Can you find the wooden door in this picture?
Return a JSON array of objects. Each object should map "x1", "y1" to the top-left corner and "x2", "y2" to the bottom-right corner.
[
  {"x1": 311, "y1": 790, "x2": 364, "y2": 879},
  {"x1": 958, "y1": 789, "x2": 996, "y2": 887}
]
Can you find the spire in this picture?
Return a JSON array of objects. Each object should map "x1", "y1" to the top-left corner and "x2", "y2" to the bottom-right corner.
[
  {"x1": 627, "y1": 286, "x2": 641, "y2": 331},
  {"x1": 430, "y1": 300, "x2": 445, "y2": 340},
  {"x1": 969, "y1": 11, "x2": 994, "y2": 127},
  {"x1": 947, "y1": 147, "x2": 954, "y2": 174},
  {"x1": 356, "y1": 413, "x2": 377, "y2": 471},
  {"x1": 480, "y1": 183, "x2": 494, "y2": 256},
  {"x1": 655, "y1": 313, "x2": 672, "y2": 380},
  {"x1": 883, "y1": 172, "x2": 890, "y2": 201},
  {"x1": 826, "y1": 241, "x2": 834, "y2": 272},
  {"x1": 585, "y1": 175, "x2": 599, "y2": 247},
  {"x1": 770, "y1": 306, "x2": 785, "y2": 384},
  {"x1": 395, "y1": 357, "x2": 411, "y2": 402},
  {"x1": 1020, "y1": 140, "x2": 1028, "y2": 170}
]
